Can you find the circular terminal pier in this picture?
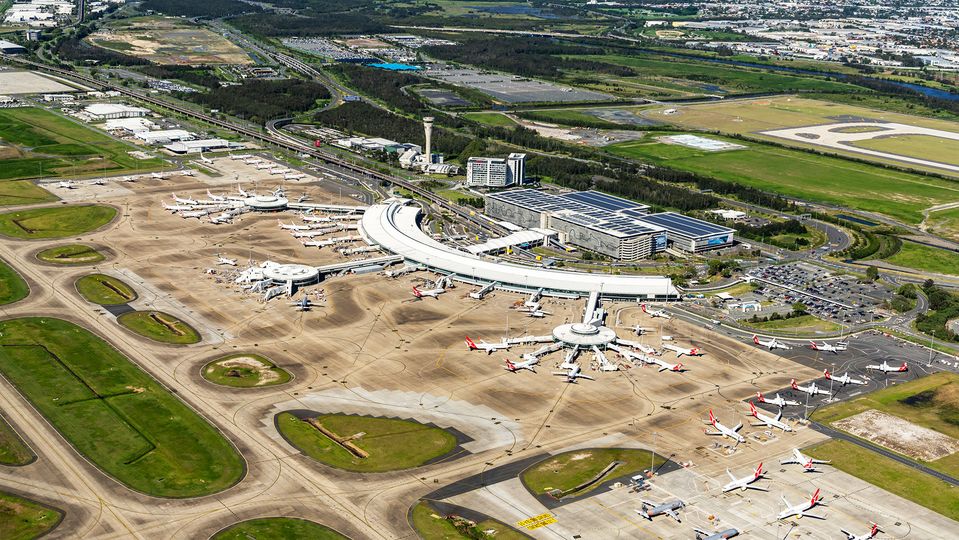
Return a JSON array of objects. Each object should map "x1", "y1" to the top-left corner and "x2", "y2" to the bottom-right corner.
[
  {"x1": 263, "y1": 263, "x2": 320, "y2": 286},
  {"x1": 552, "y1": 323, "x2": 617, "y2": 347},
  {"x1": 244, "y1": 195, "x2": 289, "y2": 211}
]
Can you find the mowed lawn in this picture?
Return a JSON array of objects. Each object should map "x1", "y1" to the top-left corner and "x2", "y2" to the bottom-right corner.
[
  {"x1": 463, "y1": 112, "x2": 516, "y2": 127},
  {"x1": 0, "y1": 181, "x2": 57, "y2": 207},
  {"x1": 75, "y1": 273, "x2": 137, "y2": 305},
  {"x1": 0, "y1": 413, "x2": 33, "y2": 466},
  {"x1": 0, "y1": 205, "x2": 117, "y2": 239},
  {"x1": 0, "y1": 258, "x2": 28, "y2": 305},
  {"x1": 0, "y1": 318, "x2": 243, "y2": 497},
  {"x1": 747, "y1": 314, "x2": 841, "y2": 333},
  {"x1": 606, "y1": 136, "x2": 959, "y2": 224},
  {"x1": 212, "y1": 518, "x2": 347, "y2": 540},
  {"x1": 851, "y1": 134, "x2": 959, "y2": 167},
  {"x1": 36, "y1": 244, "x2": 105, "y2": 265},
  {"x1": 0, "y1": 490, "x2": 61, "y2": 540},
  {"x1": 117, "y1": 311, "x2": 201, "y2": 344},
  {"x1": 884, "y1": 240, "x2": 959, "y2": 276},
  {"x1": 522, "y1": 448, "x2": 664, "y2": 496}
]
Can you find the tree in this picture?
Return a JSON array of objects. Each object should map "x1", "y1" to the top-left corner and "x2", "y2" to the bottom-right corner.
[
  {"x1": 791, "y1": 302, "x2": 807, "y2": 315},
  {"x1": 866, "y1": 266, "x2": 879, "y2": 281}
]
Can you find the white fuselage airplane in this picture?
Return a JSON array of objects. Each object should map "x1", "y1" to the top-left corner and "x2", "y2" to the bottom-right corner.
[
  {"x1": 694, "y1": 528, "x2": 739, "y2": 540},
  {"x1": 552, "y1": 363, "x2": 594, "y2": 383},
  {"x1": 866, "y1": 361, "x2": 908, "y2": 374},
  {"x1": 781, "y1": 448, "x2": 830, "y2": 472},
  {"x1": 216, "y1": 256, "x2": 237, "y2": 266},
  {"x1": 637, "y1": 499, "x2": 685, "y2": 522},
  {"x1": 748, "y1": 402, "x2": 791, "y2": 432},
  {"x1": 663, "y1": 344, "x2": 703, "y2": 357},
  {"x1": 777, "y1": 488, "x2": 825, "y2": 520},
  {"x1": 641, "y1": 304, "x2": 671, "y2": 319},
  {"x1": 505, "y1": 357, "x2": 537, "y2": 373},
  {"x1": 412, "y1": 286, "x2": 444, "y2": 299},
  {"x1": 290, "y1": 296, "x2": 313, "y2": 311},
  {"x1": 616, "y1": 338, "x2": 658, "y2": 355},
  {"x1": 172, "y1": 193, "x2": 197, "y2": 205},
  {"x1": 722, "y1": 462, "x2": 767, "y2": 492},
  {"x1": 279, "y1": 221, "x2": 311, "y2": 231},
  {"x1": 756, "y1": 392, "x2": 800, "y2": 408},
  {"x1": 57, "y1": 180, "x2": 76, "y2": 189},
  {"x1": 207, "y1": 190, "x2": 225, "y2": 202},
  {"x1": 792, "y1": 378, "x2": 831, "y2": 397},
  {"x1": 704, "y1": 409, "x2": 745, "y2": 443},
  {"x1": 823, "y1": 369, "x2": 867, "y2": 386},
  {"x1": 810, "y1": 341, "x2": 846, "y2": 354},
  {"x1": 842, "y1": 523, "x2": 880, "y2": 540},
  {"x1": 650, "y1": 357, "x2": 684, "y2": 372},
  {"x1": 465, "y1": 336, "x2": 510, "y2": 354},
  {"x1": 753, "y1": 335, "x2": 792, "y2": 350}
]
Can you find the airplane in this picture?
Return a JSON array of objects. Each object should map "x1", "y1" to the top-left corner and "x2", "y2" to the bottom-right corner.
[
  {"x1": 791, "y1": 378, "x2": 831, "y2": 397},
  {"x1": 616, "y1": 338, "x2": 658, "y2": 356},
  {"x1": 278, "y1": 221, "x2": 311, "y2": 231},
  {"x1": 412, "y1": 285, "x2": 444, "y2": 299},
  {"x1": 722, "y1": 462, "x2": 767, "y2": 492},
  {"x1": 756, "y1": 392, "x2": 800, "y2": 408},
  {"x1": 171, "y1": 193, "x2": 197, "y2": 205},
  {"x1": 753, "y1": 335, "x2": 792, "y2": 350},
  {"x1": 865, "y1": 361, "x2": 908, "y2": 374},
  {"x1": 634, "y1": 326, "x2": 653, "y2": 335},
  {"x1": 526, "y1": 308, "x2": 550, "y2": 318},
  {"x1": 777, "y1": 488, "x2": 826, "y2": 520},
  {"x1": 636, "y1": 499, "x2": 684, "y2": 522},
  {"x1": 207, "y1": 190, "x2": 226, "y2": 202},
  {"x1": 56, "y1": 181, "x2": 76, "y2": 189},
  {"x1": 694, "y1": 527, "x2": 739, "y2": 540},
  {"x1": 505, "y1": 357, "x2": 537, "y2": 373},
  {"x1": 302, "y1": 215, "x2": 332, "y2": 223},
  {"x1": 641, "y1": 304, "x2": 671, "y2": 319},
  {"x1": 89, "y1": 178, "x2": 106, "y2": 186},
  {"x1": 823, "y1": 369, "x2": 867, "y2": 386},
  {"x1": 290, "y1": 296, "x2": 313, "y2": 311},
  {"x1": 162, "y1": 203, "x2": 193, "y2": 212},
  {"x1": 216, "y1": 255, "x2": 237, "y2": 266},
  {"x1": 781, "y1": 448, "x2": 830, "y2": 472},
  {"x1": 464, "y1": 336, "x2": 510, "y2": 354},
  {"x1": 237, "y1": 185, "x2": 251, "y2": 197},
  {"x1": 552, "y1": 363, "x2": 595, "y2": 383},
  {"x1": 810, "y1": 341, "x2": 847, "y2": 354},
  {"x1": 747, "y1": 402, "x2": 792, "y2": 432},
  {"x1": 704, "y1": 409, "x2": 745, "y2": 443},
  {"x1": 662, "y1": 344, "x2": 703, "y2": 357},
  {"x1": 841, "y1": 522, "x2": 880, "y2": 540},
  {"x1": 650, "y1": 357, "x2": 685, "y2": 372}
]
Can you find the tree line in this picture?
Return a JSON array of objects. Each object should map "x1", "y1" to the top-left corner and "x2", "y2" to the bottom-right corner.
[{"x1": 183, "y1": 79, "x2": 330, "y2": 124}]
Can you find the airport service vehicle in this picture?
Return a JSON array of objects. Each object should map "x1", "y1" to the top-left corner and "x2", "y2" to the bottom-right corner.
[
  {"x1": 777, "y1": 488, "x2": 826, "y2": 520},
  {"x1": 722, "y1": 462, "x2": 767, "y2": 492},
  {"x1": 216, "y1": 255, "x2": 237, "y2": 266},
  {"x1": 747, "y1": 402, "x2": 791, "y2": 432},
  {"x1": 842, "y1": 522, "x2": 880, "y2": 540},
  {"x1": 753, "y1": 335, "x2": 792, "y2": 350},
  {"x1": 781, "y1": 448, "x2": 830, "y2": 472},
  {"x1": 791, "y1": 378, "x2": 831, "y2": 397},
  {"x1": 704, "y1": 409, "x2": 745, "y2": 443},
  {"x1": 823, "y1": 369, "x2": 867, "y2": 386},
  {"x1": 465, "y1": 336, "x2": 510, "y2": 354},
  {"x1": 810, "y1": 341, "x2": 847, "y2": 354},
  {"x1": 694, "y1": 527, "x2": 739, "y2": 540},
  {"x1": 637, "y1": 499, "x2": 685, "y2": 522},
  {"x1": 756, "y1": 392, "x2": 800, "y2": 408},
  {"x1": 504, "y1": 357, "x2": 537, "y2": 373},
  {"x1": 650, "y1": 357, "x2": 685, "y2": 372},
  {"x1": 552, "y1": 363, "x2": 594, "y2": 383},
  {"x1": 865, "y1": 361, "x2": 908, "y2": 374},
  {"x1": 641, "y1": 304, "x2": 671, "y2": 319},
  {"x1": 291, "y1": 296, "x2": 313, "y2": 312},
  {"x1": 663, "y1": 344, "x2": 703, "y2": 357},
  {"x1": 412, "y1": 285, "x2": 445, "y2": 299}
]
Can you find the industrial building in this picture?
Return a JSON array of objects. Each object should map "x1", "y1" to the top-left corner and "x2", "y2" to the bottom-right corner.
[
  {"x1": 83, "y1": 103, "x2": 149, "y2": 120},
  {"x1": 634, "y1": 212, "x2": 736, "y2": 253},
  {"x1": 466, "y1": 153, "x2": 526, "y2": 188},
  {"x1": 164, "y1": 139, "x2": 244, "y2": 154},
  {"x1": 0, "y1": 40, "x2": 27, "y2": 54},
  {"x1": 135, "y1": 129, "x2": 194, "y2": 145}
]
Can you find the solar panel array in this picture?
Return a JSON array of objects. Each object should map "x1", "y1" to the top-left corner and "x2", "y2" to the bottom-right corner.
[
  {"x1": 558, "y1": 191, "x2": 648, "y2": 212},
  {"x1": 636, "y1": 212, "x2": 734, "y2": 239}
]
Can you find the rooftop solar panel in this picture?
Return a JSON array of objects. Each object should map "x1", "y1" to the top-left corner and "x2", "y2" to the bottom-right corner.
[
  {"x1": 560, "y1": 190, "x2": 645, "y2": 212},
  {"x1": 637, "y1": 212, "x2": 734, "y2": 238}
]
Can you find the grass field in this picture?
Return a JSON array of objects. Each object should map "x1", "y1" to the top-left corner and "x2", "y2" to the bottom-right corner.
[
  {"x1": 0, "y1": 258, "x2": 27, "y2": 306},
  {"x1": 515, "y1": 108, "x2": 626, "y2": 128},
  {"x1": 0, "y1": 205, "x2": 117, "y2": 239},
  {"x1": 117, "y1": 311, "x2": 200, "y2": 345},
  {"x1": 0, "y1": 107, "x2": 167, "y2": 180},
  {"x1": 0, "y1": 413, "x2": 33, "y2": 466},
  {"x1": 521, "y1": 448, "x2": 664, "y2": 496},
  {"x1": 0, "y1": 181, "x2": 57, "y2": 207},
  {"x1": 0, "y1": 491, "x2": 61, "y2": 540},
  {"x1": 211, "y1": 518, "x2": 347, "y2": 540},
  {"x1": 883, "y1": 240, "x2": 959, "y2": 276},
  {"x1": 805, "y1": 440, "x2": 959, "y2": 520},
  {"x1": 75, "y1": 274, "x2": 137, "y2": 305},
  {"x1": 36, "y1": 244, "x2": 105, "y2": 265},
  {"x1": 926, "y1": 207, "x2": 959, "y2": 242},
  {"x1": 851, "y1": 135, "x2": 959, "y2": 168},
  {"x1": 276, "y1": 412, "x2": 457, "y2": 472},
  {"x1": 411, "y1": 501, "x2": 530, "y2": 540},
  {"x1": 605, "y1": 134, "x2": 959, "y2": 224},
  {"x1": 203, "y1": 353, "x2": 291, "y2": 388},
  {"x1": 0, "y1": 317, "x2": 243, "y2": 497},
  {"x1": 463, "y1": 112, "x2": 516, "y2": 127},
  {"x1": 746, "y1": 314, "x2": 842, "y2": 333}
]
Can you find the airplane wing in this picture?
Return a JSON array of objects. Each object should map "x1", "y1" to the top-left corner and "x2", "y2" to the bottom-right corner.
[
  {"x1": 704, "y1": 429, "x2": 723, "y2": 436},
  {"x1": 551, "y1": 371, "x2": 568, "y2": 376},
  {"x1": 579, "y1": 374, "x2": 596, "y2": 381},
  {"x1": 733, "y1": 422, "x2": 743, "y2": 431},
  {"x1": 746, "y1": 485, "x2": 769, "y2": 492},
  {"x1": 726, "y1": 469, "x2": 737, "y2": 481},
  {"x1": 666, "y1": 509, "x2": 681, "y2": 522},
  {"x1": 780, "y1": 458, "x2": 799, "y2": 464},
  {"x1": 800, "y1": 513, "x2": 827, "y2": 520}
]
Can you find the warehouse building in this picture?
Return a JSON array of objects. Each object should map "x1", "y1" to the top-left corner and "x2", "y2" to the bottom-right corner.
[
  {"x1": 635, "y1": 212, "x2": 735, "y2": 253},
  {"x1": 164, "y1": 138, "x2": 244, "y2": 154},
  {"x1": 466, "y1": 153, "x2": 526, "y2": 188},
  {"x1": 83, "y1": 103, "x2": 149, "y2": 120}
]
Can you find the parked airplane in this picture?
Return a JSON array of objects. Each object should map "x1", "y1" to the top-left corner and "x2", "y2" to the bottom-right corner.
[
  {"x1": 791, "y1": 378, "x2": 831, "y2": 397},
  {"x1": 465, "y1": 336, "x2": 510, "y2": 354},
  {"x1": 777, "y1": 488, "x2": 826, "y2": 520},
  {"x1": 650, "y1": 357, "x2": 685, "y2": 372},
  {"x1": 171, "y1": 193, "x2": 197, "y2": 205},
  {"x1": 216, "y1": 255, "x2": 237, "y2": 266},
  {"x1": 841, "y1": 522, "x2": 880, "y2": 540},
  {"x1": 57, "y1": 180, "x2": 76, "y2": 189},
  {"x1": 89, "y1": 178, "x2": 106, "y2": 185},
  {"x1": 290, "y1": 296, "x2": 313, "y2": 311},
  {"x1": 748, "y1": 402, "x2": 792, "y2": 432},
  {"x1": 634, "y1": 326, "x2": 653, "y2": 335},
  {"x1": 641, "y1": 304, "x2": 671, "y2": 319},
  {"x1": 162, "y1": 203, "x2": 193, "y2": 212},
  {"x1": 278, "y1": 221, "x2": 311, "y2": 231},
  {"x1": 865, "y1": 361, "x2": 908, "y2": 374},
  {"x1": 552, "y1": 363, "x2": 594, "y2": 383},
  {"x1": 207, "y1": 190, "x2": 226, "y2": 202},
  {"x1": 615, "y1": 338, "x2": 658, "y2": 355},
  {"x1": 781, "y1": 448, "x2": 830, "y2": 472},
  {"x1": 505, "y1": 357, "x2": 537, "y2": 373},
  {"x1": 823, "y1": 369, "x2": 867, "y2": 386},
  {"x1": 663, "y1": 344, "x2": 703, "y2": 357},
  {"x1": 637, "y1": 499, "x2": 684, "y2": 522},
  {"x1": 753, "y1": 335, "x2": 792, "y2": 350},
  {"x1": 810, "y1": 341, "x2": 847, "y2": 354},
  {"x1": 704, "y1": 409, "x2": 745, "y2": 443},
  {"x1": 412, "y1": 285, "x2": 445, "y2": 299},
  {"x1": 694, "y1": 527, "x2": 739, "y2": 540},
  {"x1": 756, "y1": 392, "x2": 800, "y2": 408},
  {"x1": 722, "y1": 462, "x2": 767, "y2": 492}
]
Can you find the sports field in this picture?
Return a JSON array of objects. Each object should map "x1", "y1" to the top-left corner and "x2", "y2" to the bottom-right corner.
[
  {"x1": 36, "y1": 244, "x2": 105, "y2": 265},
  {"x1": 212, "y1": 518, "x2": 347, "y2": 540},
  {"x1": 117, "y1": 311, "x2": 201, "y2": 345},
  {"x1": 88, "y1": 17, "x2": 252, "y2": 65},
  {"x1": 0, "y1": 107, "x2": 167, "y2": 180},
  {"x1": 0, "y1": 205, "x2": 117, "y2": 239},
  {"x1": 605, "y1": 134, "x2": 959, "y2": 224},
  {"x1": 0, "y1": 258, "x2": 27, "y2": 305},
  {"x1": 521, "y1": 448, "x2": 664, "y2": 496},
  {"x1": 0, "y1": 490, "x2": 61, "y2": 539},
  {"x1": 0, "y1": 317, "x2": 243, "y2": 497},
  {"x1": 883, "y1": 241, "x2": 959, "y2": 276},
  {"x1": 0, "y1": 413, "x2": 33, "y2": 466}
]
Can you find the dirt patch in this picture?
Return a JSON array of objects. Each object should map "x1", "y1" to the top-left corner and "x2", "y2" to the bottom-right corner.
[
  {"x1": 569, "y1": 452, "x2": 592, "y2": 461},
  {"x1": 834, "y1": 409, "x2": 959, "y2": 461},
  {"x1": 216, "y1": 356, "x2": 279, "y2": 386}
]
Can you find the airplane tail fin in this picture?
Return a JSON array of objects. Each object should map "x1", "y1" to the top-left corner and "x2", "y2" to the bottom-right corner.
[
  {"x1": 641, "y1": 304, "x2": 648, "y2": 313},
  {"x1": 674, "y1": 362, "x2": 683, "y2": 371},
  {"x1": 505, "y1": 359, "x2": 515, "y2": 371},
  {"x1": 753, "y1": 335, "x2": 760, "y2": 344},
  {"x1": 870, "y1": 522, "x2": 879, "y2": 536},
  {"x1": 810, "y1": 488, "x2": 821, "y2": 505},
  {"x1": 810, "y1": 340, "x2": 817, "y2": 349},
  {"x1": 900, "y1": 362, "x2": 908, "y2": 371},
  {"x1": 412, "y1": 286, "x2": 422, "y2": 297},
  {"x1": 708, "y1": 409, "x2": 716, "y2": 425},
  {"x1": 465, "y1": 336, "x2": 477, "y2": 350},
  {"x1": 690, "y1": 348, "x2": 699, "y2": 356},
  {"x1": 823, "y1": 368, "x2": 831, "y2": 379},
  {"x1": 755, "y1": 462, "x2": 763, "y2": 478},
  {"x1": 757, "y1": 391, "x2": 765, "y2": 402},
  {"x1": 791, "y1": 378, "x2": 798, "y2": 390},
  {"x1": 749, "y1": 401, "x2": 758, "y2": 416}
]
